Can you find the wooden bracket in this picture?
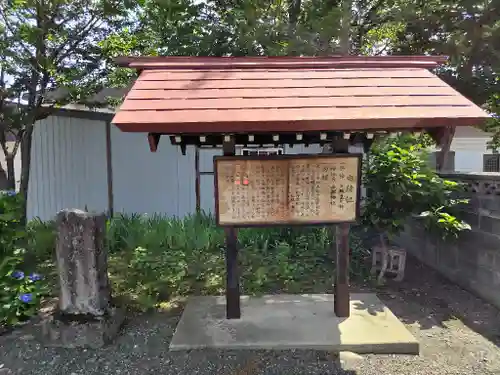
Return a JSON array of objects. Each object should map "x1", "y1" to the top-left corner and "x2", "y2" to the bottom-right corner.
[
  {"x1": 148, "y1": 133, "x2": 161, "y2": 152},
  {"x1": 426, "y1": 127, "x2": 446, "y2": 145},
  {"x1": 361, "y1": 134, "x2": 376, "y2": 153},
  {"x1": 180, "y1": 143, "x2": 187, "y2": 155},
  {"x1": 222, "y1": 135, "x2": 235, "y2": 154},
  {"x1": 331, "y1": 138, "x2": 349, "y2": 153}
]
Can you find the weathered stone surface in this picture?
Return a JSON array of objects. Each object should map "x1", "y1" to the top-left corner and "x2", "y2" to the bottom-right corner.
[
  {"x1": 55, "y1": 209, "x2": 110, "y2": 316},
  {"x1": 436, "y1": 244, "x2": 458, "y2": 270},
  {"x1": 478, "y1": 215, "x2": 500, "y2": 235},
  {"x1": 457, "y1": 211, "x2": 480, "y2": 229},
  {"x1": 40, "y1": 306, "x2": 125, "y2": 349},
  {"x1": 480, "y1": 196, "x2": 500, "y2": 214},
  {"x1": 40, "y1": 209, "x2": 124, "y2": 349},
  {"x1": 397, "y1": 172, "x2": 500, "y2": 310}
]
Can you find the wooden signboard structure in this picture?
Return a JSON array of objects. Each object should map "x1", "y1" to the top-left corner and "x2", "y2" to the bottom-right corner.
[
  {"x1": 214, "y1": 153, "x2": 362, "y2": 318},
  {"x1": 214, "y1": 154, "x2": 361, "y2": 227},
  {"x1": 111, "y1": 55, "x2": 490, "y2": 320}
]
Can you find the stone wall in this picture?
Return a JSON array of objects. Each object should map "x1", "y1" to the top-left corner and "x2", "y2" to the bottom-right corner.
[{"x1": 397, "y1": 172, "x2": 500, "y2": 309}]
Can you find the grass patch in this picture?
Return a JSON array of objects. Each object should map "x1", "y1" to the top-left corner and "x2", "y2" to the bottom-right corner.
[{"x1": 26, "y1": 212, "x2": 372, "y2": 311}]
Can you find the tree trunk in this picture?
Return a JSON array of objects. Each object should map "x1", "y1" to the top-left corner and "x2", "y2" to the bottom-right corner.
[
  {"x1": 287, "y1": 0, "x2": 302, "y2": 55},
  {"x1": 322, "y1": 0, "x2": 351, "y2": 153},
  {"x1": 20, "y1": 127, "x2": 34, "y2": 223},
  {"x1": 5, "y1": 154, "x2": 15, "y2": 190},
  {"x1": 339, "y1": 0, "x2": 351, "y2": 54}
]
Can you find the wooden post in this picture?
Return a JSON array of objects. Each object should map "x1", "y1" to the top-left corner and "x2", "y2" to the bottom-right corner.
[
  {"x1": 195, "y1": 146, "x2": 201, "y2": 212},
  {"x1": 105, "y1": 121, "x2": 114, "y2": 217},
  {"x1": 436, "y1": 126, "x2": 456, "y2": 172},
  {"x1": 333, "y1": 137, "x2": 351, "y2": 318},
  {"x1": 334, "y1": 223, "x2": 350, "y2": 317},
  {"x1": 222, "y1": 137, "x2": 241, "y2": 319}
]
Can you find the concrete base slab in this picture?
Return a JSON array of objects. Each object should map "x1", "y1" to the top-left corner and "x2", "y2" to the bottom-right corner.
[
  {"x1": 40, "y1": 306, "x2": 125, "y2": 349},
  {"x1": 169, "y1": 293, "x2": 419, "y2": 354}
]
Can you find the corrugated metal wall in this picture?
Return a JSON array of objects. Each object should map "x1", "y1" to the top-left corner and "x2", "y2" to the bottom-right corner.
[
  {"x1": 28, "y1": 115, "x2": 197, "y2": 221},
  {"x1": 110, "y1": 125, "x2": 196, "y2": 217},
  {"x1": 28, "y1": 113, "x2": 486, "y2": 221},
  {"x1": 28, "y1": 116, "x2": 108, "y2": 221}
]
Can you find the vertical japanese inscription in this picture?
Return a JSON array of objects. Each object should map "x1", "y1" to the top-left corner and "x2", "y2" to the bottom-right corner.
[{"x1": 216, "y1": 156, "x2": 359, "y2": 225}]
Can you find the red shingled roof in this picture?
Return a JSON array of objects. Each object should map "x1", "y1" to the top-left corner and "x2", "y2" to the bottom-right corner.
[{"x1": 111, "y1": 56, "x2": 489, "y2": 134}]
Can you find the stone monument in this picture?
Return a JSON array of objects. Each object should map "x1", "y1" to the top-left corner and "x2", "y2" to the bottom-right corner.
[{"x1": 41, "y1": 209, "x2": 125, "y2": 348}]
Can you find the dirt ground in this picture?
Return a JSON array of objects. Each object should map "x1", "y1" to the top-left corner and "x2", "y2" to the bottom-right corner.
[{"x1": 1, "y1": 256, "x2": 500, "y2": 375}]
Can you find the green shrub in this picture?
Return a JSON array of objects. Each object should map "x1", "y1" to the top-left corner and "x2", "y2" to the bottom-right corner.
[
  {"x1": 0, "y1": 248, "x2": 48, "y2": 327},
  {"x1": 0, "y1": 192, "x2": 51, "y2": 329},
  {"x1": 0, "y1": 191, "x2": 25, "y2": 257},
  {"x1": 105, "y1": 213, "x2": 370, "y2": 308},
  {"x1": 19, "y1": 211, "x2": 371, "y2": 310},
  {"x1": 362, "y1": 133, "x2": 470, "y2": 243},
  {"x1": 26, "y1": 219, "x2": 57, "y2": 264}
]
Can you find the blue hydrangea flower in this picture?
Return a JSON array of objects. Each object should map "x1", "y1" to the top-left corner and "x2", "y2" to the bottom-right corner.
[
  {"x1": 28, "y1": 273, "x2": 43, "y2": 282},
  {"x1": 19, "y1": 293, "x2": 33, "y2": 303},
  {"x1": 11, "y1": 270, "x2": 24, "y2": 280},
  {"x1": 6, "y1": 190, "x2": 16, "y2": 197}
]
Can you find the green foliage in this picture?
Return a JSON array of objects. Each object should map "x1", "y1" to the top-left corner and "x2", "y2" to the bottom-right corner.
[
  {"x1": 362, "y1": 134, "x2": 471, "y2": 241},
  {"x1": 418, "y1": 204, "x2": 471, "y2": 239},
  {"x1": 484, "y1": 91, "x2": 500, "y2": 151},
  {"x1": 26, "y1": 213, "x2": 370, "y2": 310},
  {"x1": 0, "y1": 192, "x2": 49, "y2": 329},
  {"x1": 0, "y1": 191, "x2": 25, "y2": 257},
  {"x1": 106, "y1": 212, "x2": 371, "y2": 308},
  {"x1": 0, "y1": 248, "x2": 48, "y2": 327},
  {"x1": 0, "y1": 0, "x2": 131, "y2": 212}
]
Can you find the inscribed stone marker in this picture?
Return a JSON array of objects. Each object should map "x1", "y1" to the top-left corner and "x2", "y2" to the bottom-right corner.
[{"x1": 55, "y1": 209, "x2": 110, "y2": 316}]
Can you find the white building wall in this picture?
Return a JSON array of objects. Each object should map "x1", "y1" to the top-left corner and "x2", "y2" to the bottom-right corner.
[
  {"x1": 27, "y1": 115, "x2": 108, "y2": 221},
  {"x1": 452, "y1": 137, "x2": 490, "y2": 173},
  {"x1": 429, "y1": 137, "x2": 490, "y2": 173}
]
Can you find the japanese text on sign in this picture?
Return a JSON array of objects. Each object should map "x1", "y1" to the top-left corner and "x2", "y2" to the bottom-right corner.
[{"x1": 215, "y1": 155, "x2": 360, "y2": 226}]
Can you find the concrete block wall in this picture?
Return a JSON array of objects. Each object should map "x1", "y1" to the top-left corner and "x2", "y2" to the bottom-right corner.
[{"x1": 397, "y1": 172, "x2": 500, "y2": 309}]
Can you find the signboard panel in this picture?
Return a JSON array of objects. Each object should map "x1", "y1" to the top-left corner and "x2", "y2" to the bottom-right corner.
[{"x1": 214, "y1": 154, "x2": 362, "y2": 227}]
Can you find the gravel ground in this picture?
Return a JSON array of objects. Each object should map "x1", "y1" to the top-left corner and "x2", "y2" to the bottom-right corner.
[{"x1": 1, "y1": 257, "x2": 500, "y2": 375}]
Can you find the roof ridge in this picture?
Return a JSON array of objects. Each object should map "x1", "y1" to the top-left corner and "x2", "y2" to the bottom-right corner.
[{"x1": 115, "y1": 56, "x2": 448, "y2": 71}]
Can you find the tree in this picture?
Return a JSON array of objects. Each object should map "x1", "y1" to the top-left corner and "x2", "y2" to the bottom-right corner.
[
  {"x1": 386, "y1": 0, "x2": 499, "y2": 134},
  {"x1": 0, "y1": 0, "x2": 129, "y2": 219}
]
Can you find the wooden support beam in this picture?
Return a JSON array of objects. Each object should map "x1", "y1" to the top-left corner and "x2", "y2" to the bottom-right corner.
[
  {"x1": 105, "y1": 121, "x2": 114, "y2": 217},
  {"x1": 331, "y1": 137, "x2": 351, "y2": 318},
  {"x1": 436, "y1": 126, "x2": 456, "y2": 171},
  {"x1": 147, "y1": 133, "x2": 161, "y2": 152},
  {"x1": 222, "y1": 136, "x2": 241, "y2": 319},
  {"x1": 335, "y1": 223, "x2": 351, "y2": 317},
  {"x1": 195, "y1": 146, "x2": 201, "y2": 212}
]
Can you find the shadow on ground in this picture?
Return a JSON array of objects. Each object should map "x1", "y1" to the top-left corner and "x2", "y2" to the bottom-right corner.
[{"x1": 369, "y1": 254, "x2": 500, "y2": 346}]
